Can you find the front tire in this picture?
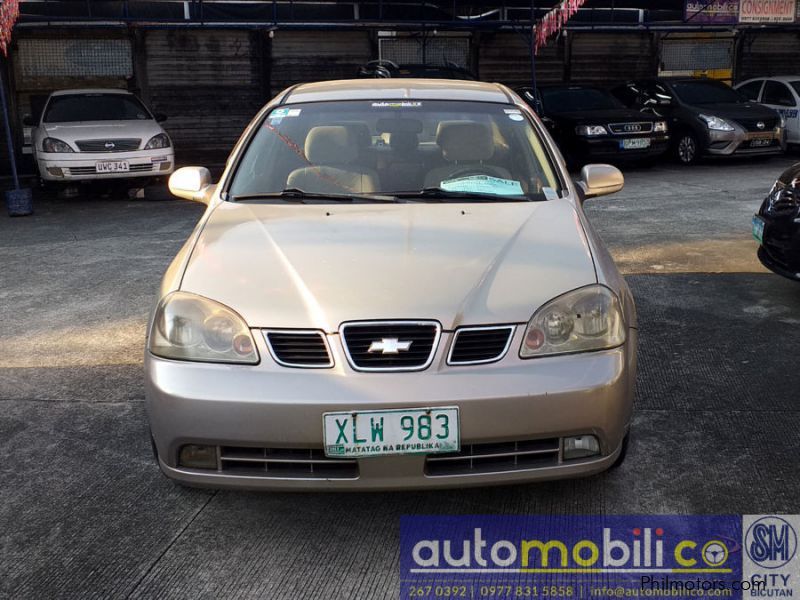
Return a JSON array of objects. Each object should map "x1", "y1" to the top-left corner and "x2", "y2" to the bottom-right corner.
[{"x1": 675, "y1": 132, "x2": 700, "y2": 165}]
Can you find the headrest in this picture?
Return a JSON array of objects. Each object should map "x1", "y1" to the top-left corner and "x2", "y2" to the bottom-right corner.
[
  {"x1": 436, "y1": 121, "x2": 493, "y2": 162},
  {"x1": 305, "y1": 126, "x2": 357, "y2": 164},
  {"x1": 333, "y1": 121, "x2": 371, "y2": 148},
  {"x1": 376, "y1": 118, "x2": 424, "y2": 134},
  {"x1": 389, "y1": 131, "x2": 418, "y2": 153}
]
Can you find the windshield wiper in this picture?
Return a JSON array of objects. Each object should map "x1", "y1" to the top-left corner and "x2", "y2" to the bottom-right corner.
[
  {"x1": 392, "y1": 188, "x2": 535, "y2": 202},
  {"x1": 232, "y1": 188, "x2": 401, "y2": 203}
]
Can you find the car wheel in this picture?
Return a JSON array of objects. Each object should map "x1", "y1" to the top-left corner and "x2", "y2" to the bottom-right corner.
[
  {"x1": 610, "y1": 431, "x2": 630, "y2": 470},
  {"x1": 675, "y1": 132, "x2": 700, "y2": 165}
]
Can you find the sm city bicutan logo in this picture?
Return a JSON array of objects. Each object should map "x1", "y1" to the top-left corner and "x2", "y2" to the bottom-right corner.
[
  {"x1": 410, "y1": 527, "x2": 735, "y2": 574},
  {"x1": 745, "y1": 516, "x2": 798, "y2": 569}
]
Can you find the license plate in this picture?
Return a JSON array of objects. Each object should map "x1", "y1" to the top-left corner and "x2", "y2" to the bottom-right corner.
[
  {"x1": 621, "y1": 138, "x2": 651, "y2": 150},
  {"x1": 750, "y1": 139, "x2": 773, "y2": 148},
  {"x1": 752, "y1": 215, "x2": 765, "y2": 243},
  {"x1": 96, "y1": 161, "x2": 129, "y2": 173},
  {"x1": 323, "y1": 407, "x2": 459, "y2": 458}
]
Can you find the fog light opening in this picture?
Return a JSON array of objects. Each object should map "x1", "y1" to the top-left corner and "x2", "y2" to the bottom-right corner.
[
  {"x1": 563, "y1": 435, "x2": 600, "y2": 460},
  {"x1": 179, "y1": 444, "x2": 218, "y2": 469},
  {"x1": 46, "y1": 167, "x2": 64, "y2": 177}
]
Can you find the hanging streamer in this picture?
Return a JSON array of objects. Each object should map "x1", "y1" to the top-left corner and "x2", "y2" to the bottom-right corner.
[
  {"x1": 0, "y1": 0, "x2": 21, "y2": 57},
  {"x1": 535, "y1": 0, "x2": 587, "y2": 54}
]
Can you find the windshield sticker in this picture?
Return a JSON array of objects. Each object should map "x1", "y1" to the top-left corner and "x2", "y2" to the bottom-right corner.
[
  {"x1": 543, "y1": 187, "x2": 559, "y2": 201},
  {"x1": 440, "y1": 175, "x2": 524, "y2": 196},
  {"x1": 508, "y1": 113, "x2": 524, "y2": 121},
  {"x1": 504, "y1": 108, "x2": 522, "y2": 114},
  {"x1": 268, "y1": 108, "x2": 301, "y2": 121},
  {"x1": 371, "y1": 101, "x2": 422, "y2": 108}
]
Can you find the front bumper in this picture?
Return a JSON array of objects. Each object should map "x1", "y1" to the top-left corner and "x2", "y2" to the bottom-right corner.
[
  {"x1": 574, "y1": 135, "x2": 670, "y2": 162},
  {"x1": 145, "y1": 327, "x2": 637, "y2": 491},
  {"x1": 756, "y1": 211, "x2": 800, "y2": 281},
  {"x1": 36, "y1": 148, "x2": 175, "y2": 181},
  {"x1": 705, "y1": 125, "x2": 785, "y2": 157}
]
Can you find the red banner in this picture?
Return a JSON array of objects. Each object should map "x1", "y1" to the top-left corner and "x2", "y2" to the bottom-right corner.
[
  {"x1": 0, "y1": 0, "x2": 21, "y2": 57},
  {"x1": 535, "y1": 0, "x2": 587, "y2": 54}
]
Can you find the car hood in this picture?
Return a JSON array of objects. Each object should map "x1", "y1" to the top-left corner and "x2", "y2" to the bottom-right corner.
[
  {"x1": 683, "y1": 102, "x2": 778, "y2": 120},
  {"x1": 550, "y1": 108, "x2": 657, "y2": 124},
  {"x1": 40, "y1": 120, "x2": 164, "y2": 144},
  {"x1": 180, "y1": 199, "x2": 598, "y2": 331}
]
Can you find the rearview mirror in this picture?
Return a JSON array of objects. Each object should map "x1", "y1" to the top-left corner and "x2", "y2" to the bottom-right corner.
[
  {"x1": 22, "y1": 114, "x2": 35, "y2": 127},
  {"x1": 576, "y1": 164, "x2": 624, "y2": 200},
  {"x1": 168, "y1": 167, "x2": 213, "y2": 204}
]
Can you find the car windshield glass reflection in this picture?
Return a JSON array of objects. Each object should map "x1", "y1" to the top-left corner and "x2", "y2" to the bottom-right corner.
[
  {"x1": 44, "y1": 94, "x2": 152, "y2": 123},
  {"x1": 228, "y1": 100, "x2": 561, "y2": 202},
  {"x1": 671, "y1": 81, "x2": 744, "y2": 105},
  {"x1": 541, "y1": 88, "x2": 621, "y2": 113}
]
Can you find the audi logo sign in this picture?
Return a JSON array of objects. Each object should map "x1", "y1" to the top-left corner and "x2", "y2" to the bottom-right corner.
[{"x1": 623, "y1": 124, "x2": 642, "y2": 133}]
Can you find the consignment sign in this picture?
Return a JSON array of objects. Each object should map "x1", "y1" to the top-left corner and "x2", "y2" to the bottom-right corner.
[{"x1": 739, "y1": 0, "x2": 797, "y2": 22}]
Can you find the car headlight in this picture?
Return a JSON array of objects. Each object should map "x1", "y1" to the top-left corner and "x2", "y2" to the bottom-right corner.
[
  {"x1": 654, "y1": 121, "x2": 668, "y2": 133},
  {"x1": 699, "y1": 114, "x2": 734, "y2": 132},
  {"x1": 520, "y1": 285, "x2": 626, "y2": 358},
  {"x1": 575, "y1": 125, "x2": 608, "y2": 137},
  {"x1": 766, "y1": 179, "x2": 798, "y2": 214},
  {"x1": 42, "y1": 137, "x2": 74, "y2": 153},
  {"x1": 149, "y1": 291, "x2": 259, "y2": 364},
  {"x1": 144, "y1": 133, "x2": 171, "y2": 149},
  {"x1": 778, "y1": 113, "x2": 786, "y2": 130}
]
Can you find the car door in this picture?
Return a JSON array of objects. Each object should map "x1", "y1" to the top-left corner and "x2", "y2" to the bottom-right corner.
[{"x1": 761, "y1": 80, "x2": 800, "y2": 143}]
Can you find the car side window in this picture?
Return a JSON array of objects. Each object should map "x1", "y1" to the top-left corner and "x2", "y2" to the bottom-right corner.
[
  {"x1": 737, "y1": 80, "x2": 764, "y2": 102},
  {"x1": 763, "y1": 81, "x2": 796, "y2": 107}
]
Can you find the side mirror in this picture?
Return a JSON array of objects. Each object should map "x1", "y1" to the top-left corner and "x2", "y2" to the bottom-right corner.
[
  {"x1": 154, "y1": 112, "x2": 167, "y2": 123},
  {"x1": 22, "y1": 114, "x2": 35, "y2": 127},
  {"x1": 168, "y1": 167, "x2": 213, "y2": 204},
  {"x1": 541, "y1": 116, "x2": 556, "y2": 131},
  {"x1": 576, "y1": 164, "x2": 624, "y2": 200}
]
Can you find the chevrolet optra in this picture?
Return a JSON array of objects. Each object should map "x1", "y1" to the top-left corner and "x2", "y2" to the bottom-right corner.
[{"x1": 145, "y1": 79, "x2": 637, "y2": 490}]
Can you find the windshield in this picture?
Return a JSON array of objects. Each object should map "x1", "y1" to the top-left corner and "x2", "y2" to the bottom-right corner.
[
  {"x1": 541, "y1": 87, "x2": 621, "y2": 113},
  {"x1": 44, "y1": 93, "x2": 152, "y2": 123},
  {"x1": 228, "y1": 100, "x2": 561, "y2": 201},
  {"x1": 671, "y1": 81, "x2": 744, "y2": 105}
]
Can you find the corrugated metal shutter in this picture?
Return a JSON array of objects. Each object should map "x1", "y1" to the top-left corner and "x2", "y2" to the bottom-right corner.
[
  {"x1": 570, "y1": 32, "x2": 654, "y2": 84},
  {"x1": 738, "y1": 32, "x2": 800, "y2": 80},
  {"x1": 143, "y1": 29, "x2": 266, "y2": 163},
  {"x1": 478, "y1": 32, "x2": 564, "y2": 86},
  {"x1": 270, "y1": 31, "x2": 371, "y2": 93}
]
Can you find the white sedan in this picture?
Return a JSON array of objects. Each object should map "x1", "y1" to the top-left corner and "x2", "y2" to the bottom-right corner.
[
  {"x1": 28, "y1": 89, "x2": 175, "y2": 185},
  {"x1": 736, "y1": 76, "x2": 800, "y2": 145}
]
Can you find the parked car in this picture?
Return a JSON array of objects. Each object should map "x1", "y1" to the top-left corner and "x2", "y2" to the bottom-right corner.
[
  {"x1": 753, "y1": 162, "x2": 800, "y2": 281},
  {"x1": 356, "y1": 59, "x2": 476, "y2": 80},
  {"x1": 516, "y1": 85, "x2": 669, "y2": 166},
  {"x1": 28, "y1": 88, "x2": 174, "y2": 187},
  {"x1": 145, "y1": 78, "x2": 637, "y2": 491},
  {"x1": 611, "y1": 77, "x2": 785, "y2": 165},
  {"x1": 735, "y1": 76, "x2": 800, "y2": 146}
]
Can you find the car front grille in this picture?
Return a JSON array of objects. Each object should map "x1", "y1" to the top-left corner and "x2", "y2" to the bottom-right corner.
[
  {"x1": 734, "y1": 117, "x2": 779, "y2": 132},
  {"x1": 448, "y1": 326, "x2": 515, "y2": 365},
  {"x1": 340, "y1": 321, "x2": 441, "y2": 371},
  {"x1": 425, "y1": 438, "x2": 560, "y2": 476},
  {"x1": 264, "y1": 330, "x2": 333, "y2": 368},
  {"x1": 66, "y1": 164, "x2": 153, "y2": 175},
  {"x1": 608, "y1": 122, "x2": 654, "y2": 135},
  {"x1": 75, "y1": 138, "x2": 141, "y2": 152},
  {"x1": 218, "y1": 446, "x2": 358, "y2": 479}
]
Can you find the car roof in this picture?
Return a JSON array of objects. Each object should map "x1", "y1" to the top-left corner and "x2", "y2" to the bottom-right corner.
[
  {"x1": 283, "y1": 78, "x2": 512, "y2": 104},
  {"x1": 50, "y1": 88, "x2": 133, "y2": 97}
]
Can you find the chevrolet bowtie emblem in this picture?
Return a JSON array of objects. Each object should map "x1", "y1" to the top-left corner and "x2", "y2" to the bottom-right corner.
[{"x1": 368, "y1": 338, "x2": 413, "y2": 354}]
